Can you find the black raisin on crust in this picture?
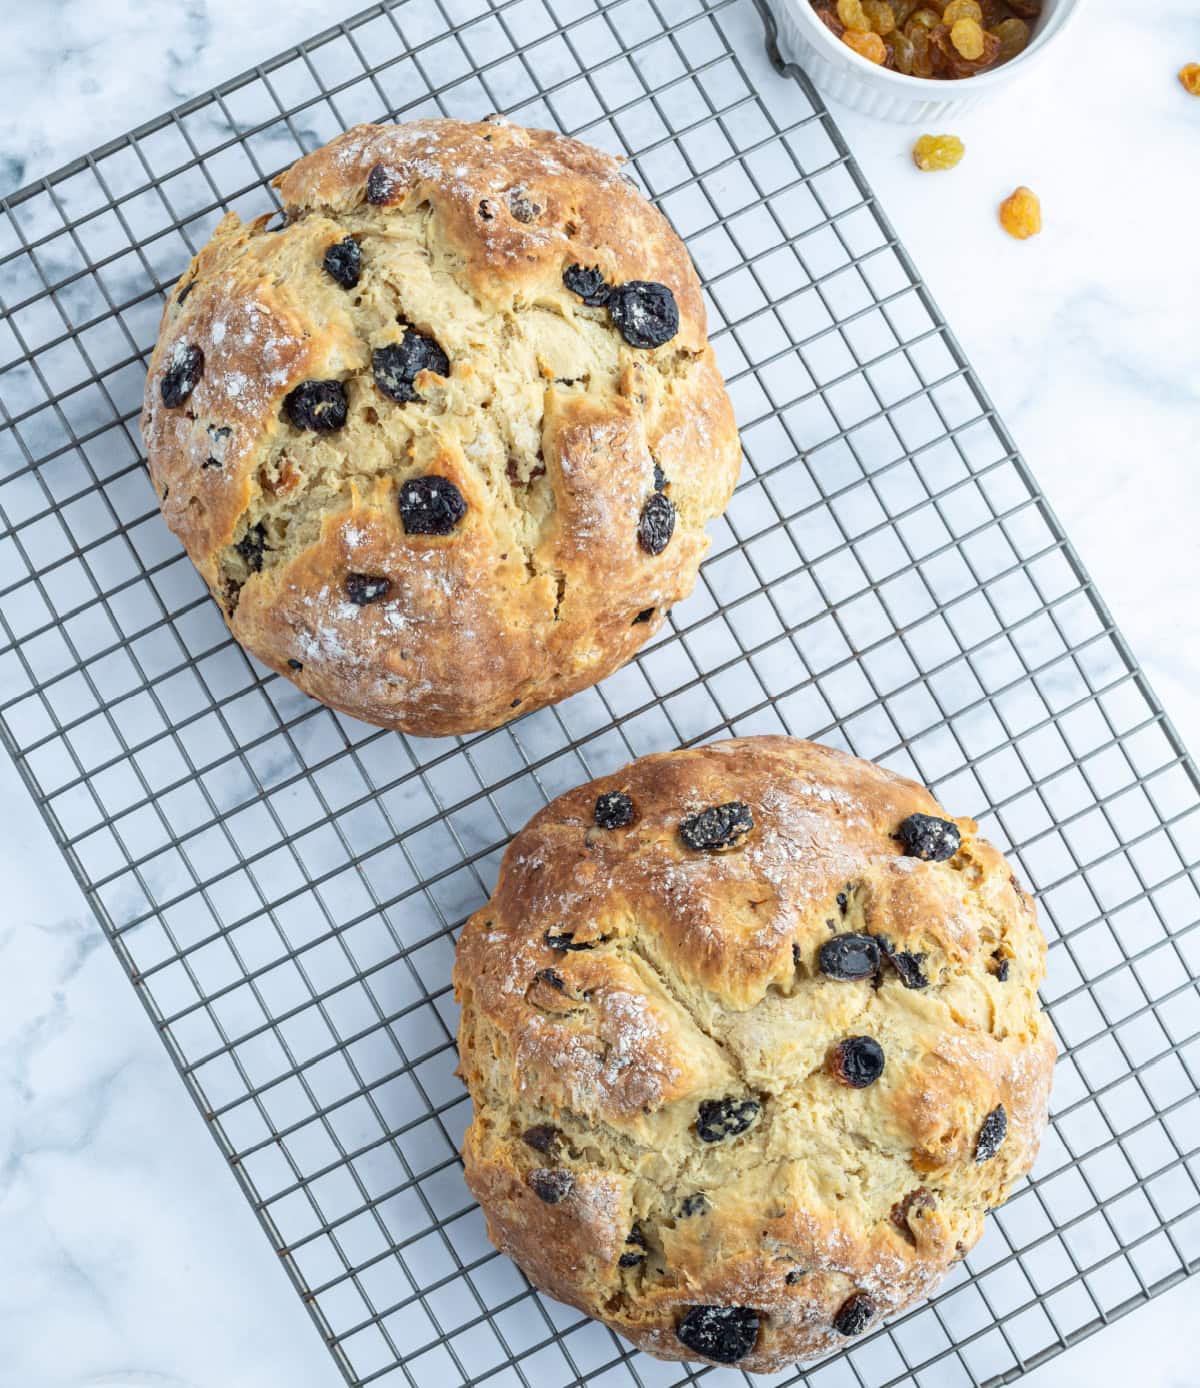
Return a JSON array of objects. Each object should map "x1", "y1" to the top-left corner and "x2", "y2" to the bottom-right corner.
[
  {"x1": 696, "y1": 1097, "x2": 759, "y2": 1143},
  {"x1": 398, "y1": 475, "x2": 467, "y2": 535},
  {"x1": 235, "y1": 523, "x2": 267, "y2": 573},
  {"x1": 675, "y1": 1306, "x2": 759, "y2": 1365},
  {"x1": 679, "y1": 1193, "x2": 709, "y2": 1217},
  {"x1": 521, "y1": 1124, "x2": 562, "y2": 1155},
  {"x1": 544, "y1": 930, "x2": 609, "y2": 951},
  {"x1": 637, "y1": 492, "x2": 676, "y2": 555},
  {"x1": 830, "y1": 1036, "x2": 885, "y2": 1089},
  {"x1": 618, "y1": 1225, "x2": 646, "y2": 1267},
  {"x1": 653, "y1": 463, "x2": 667, "y2": 492},
  {"x1": 527, "y1": 1168, "x2": 573, "y2": 1203},
  {"x1": 632, "y1": 607, "x2": 656, "y2": 625},
  {"x1": 819, "y1": 932, "x2": 881, "y2": 981},
  {"x1": 890, "y1": 1187, "x2": 936, "y2": 1247},
  {"x1": 679, "y1": 801, "x2": 754, "y2": 853},
  {"x1": 897, "y1": 812, "x2": 961, "y2": 862},
  {"x1": 836, "y1": 890, "x2": 849, "y2": 912},
  {"x1": 344, "y1": 573, "x2": 392, "y2": 606},
  {"x1": 161, "y1": 344, "x2": 204, "y2": 408},
  {"x1": 507, "y1": 187, "x2": 542, "y2": 222},
  {"x1": 975, "y1": 1104, "x2": 1008, "y2": 1163},
  {"x1": 203, "y1": 423, "x2": 232, "y2": 470},
  {"x1": 323, "y1": 236, "x2": 362, "y2": 289},
  {"x1": 833, "y1": 1291, "x2": 876, "y2": 1337},
  {"x1": 887, "y1": 949, "x2": 929, "y2": 990},
  {"x1": 176, "y1": 279, "x2": 196, "y2": 306},
  {"x1": 992, "y1": 949, "x2": 1010, "y2": 982},
  {"x1": 287, "y1": 658, "x2": 303, "y2": 671},
  {"x1": 366, "y1": 162, "x2": 398, "y2": 204},
  {"x1": 371, "y1": 330, "x2": 446, "y2": 402},
  {"x1": 594, "y1": 790, "x2": 635, "y2": 830},
  {"x1": 373, "y1": 332, "x2": 450, "y2": 404},
  {"x1": 784, "y1": 1268, "x2": 805, "y2": 1285},
  {"x1": 607, "y1": 280, "x2": 680, "y2": 349},
  {"x1": 285, "y1": 379, "x2": 348, "y2": 432},
  {"x1": 535, "y1": 967, "x2": 565, "y2": 991},
  {"x1": 562, "y1": 263, "x2": 611, "y2": 306}
]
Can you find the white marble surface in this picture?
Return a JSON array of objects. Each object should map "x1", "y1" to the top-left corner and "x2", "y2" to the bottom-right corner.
[{"x1": 0, "y1": 1, "x2": 1197, "y2": 1385}]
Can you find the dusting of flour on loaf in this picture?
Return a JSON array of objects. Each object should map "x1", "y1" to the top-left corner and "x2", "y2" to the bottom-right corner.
[
  {"x1": 145, "y1": 117, "x2": 739, "y2": 737},
  {"x1": 454, "y1": 738, "x2": 1056, "y2": 1370}
]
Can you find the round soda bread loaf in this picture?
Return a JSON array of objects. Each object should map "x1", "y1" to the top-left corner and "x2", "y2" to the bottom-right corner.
[
  {"x1": 140, "y1": 118, "x2": 740, "y2": 735},
  {"x1": 454, "y1": 736, "x2": 1055, "y2": 1370}
]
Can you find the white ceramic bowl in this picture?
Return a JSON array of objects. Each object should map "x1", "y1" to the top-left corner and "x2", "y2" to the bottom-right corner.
[{"x1": 766, "y1": 0, "x2": 1086, "y2": 121}]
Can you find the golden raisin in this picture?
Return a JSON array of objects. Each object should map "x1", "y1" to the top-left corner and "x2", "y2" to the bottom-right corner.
[
  {"x1": 909, "y1": 26, "x2": 935, "y2": 75},
  {"x1": 990, "y1": 17, "x2": 1030, "y2": 62},
  {"x1": 813, "y1": 5, "x2": 847, "y2": 37},
  {"x1": 892, "y1": 29, "x2": 915, "y2": 71},
  {"x1": 912, "y1": 133, "x2": 965, "y2": 171},
  {"x1": 935, "y1": 20, "x2": 1001, "y2": 74},
  {"x1": 841, "y1": 28, "x2": 888, "y2": 61},
  {"x1": 837, "y1": 0, "x2": 873, "y2": 31},
  {"x1": 941, "y1": 0, "x2": 982, "y2": 23},
  {"x1": 1180, "y1": 63, "x2": 1200, "y2": 96},
  {"x1": 950, "y1": 17, "x2": 985, "y2": 58},
  {"x1": 892, "y1": 0, "x2": 920, "y2": 22},
  {"x1": 906, "y1": 7, "x2": 942, "y2": 30},
  {"x1": 862, "y1": 0, "x2": 896, "y2": 34},
  {"x1": 999, "y1": 186, "x2": 1042, "y2": 240}
]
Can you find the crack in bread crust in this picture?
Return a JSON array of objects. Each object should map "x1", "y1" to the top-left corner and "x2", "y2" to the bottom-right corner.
[
  {"x1": 141, "y1": 118, "x2": 740, "y2": 735},
  {"x1": 454, "y1": 736, "x2": 1056, "y2": 1371}
]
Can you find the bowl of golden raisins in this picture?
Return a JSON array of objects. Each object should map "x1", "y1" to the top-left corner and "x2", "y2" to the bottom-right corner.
[{"x1": 769, "y1": 0, "x2": 1084, "y2": 120}]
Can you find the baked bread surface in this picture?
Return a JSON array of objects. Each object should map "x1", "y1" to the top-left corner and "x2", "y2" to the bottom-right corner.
[
  {"x1": 140, "y1": 118, "x2": 739, "y2": 734},
  {"x1": 454, "y1": 736, "x2": 1055, "y2": 1370}
]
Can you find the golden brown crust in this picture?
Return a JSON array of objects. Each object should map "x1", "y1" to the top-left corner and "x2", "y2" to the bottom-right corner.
[
  {"x1": 272, "y1": 118, "x2": 708, "y2": 346},
  {"x1": 454, "y1": 736, "x2": 1056, "y2": 1370},
  {"x1": 140, "y1": 120, "x2": 739, "y2": 735}
]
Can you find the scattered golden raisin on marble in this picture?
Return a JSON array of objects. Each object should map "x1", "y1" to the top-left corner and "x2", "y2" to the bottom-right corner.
[
  {"x1": 812, "y1": 0, "x2": 1038, "y2": 76},
  {"x1": 999, "y1": 186, "x2": 1042, "y2": 240},
  {"x1": 912, "y1": 134, "x2": 966, "y2": 171},
  {"x1": 1180, "y1": 64, "x2": 1200, "y2": 95}
]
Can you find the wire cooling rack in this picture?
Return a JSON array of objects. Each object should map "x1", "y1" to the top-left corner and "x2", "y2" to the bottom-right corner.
[{"x1": 0, "y1": 0, "x2": 1197, "y2": 1384}]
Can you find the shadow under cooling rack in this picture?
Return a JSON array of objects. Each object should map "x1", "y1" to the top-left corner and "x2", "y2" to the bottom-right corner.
[{"x1": 0, "y1": 0, "x2": 1198, "y2": 1385}]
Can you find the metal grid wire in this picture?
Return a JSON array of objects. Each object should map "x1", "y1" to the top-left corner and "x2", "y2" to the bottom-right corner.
[{"x1": 0, "y1": 0, "x2": 1197, "y2": 1383}]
